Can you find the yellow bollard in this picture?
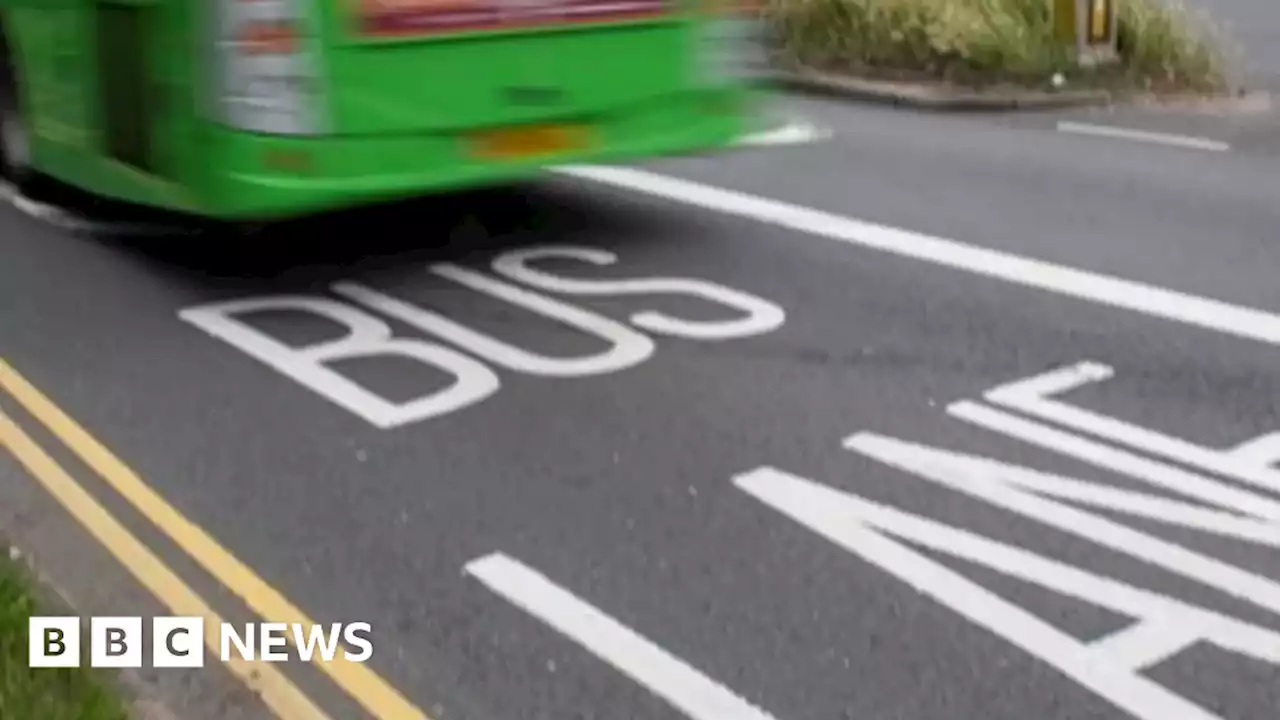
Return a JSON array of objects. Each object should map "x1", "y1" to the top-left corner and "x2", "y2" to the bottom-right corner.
[
  {"x1": 1088, "y1": 0, "x2": 1112, "y2": 45},
  {"x1": 1054, "y1": 0, "x2": 1118, "y2": 66}
]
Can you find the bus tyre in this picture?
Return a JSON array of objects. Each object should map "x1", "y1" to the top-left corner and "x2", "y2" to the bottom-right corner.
[
  {"x1": 0, "y1": 90, "x2": 30, "y2": 190},
  {"x1": 0, "y1": 111, "x2": 27, "y2": 181},
  {"x1": 0, "y1": 43, "x2": 32, "y2": 194},
  {"x1": 0, "y1": 58, "x2": 31, "y2": 192}
]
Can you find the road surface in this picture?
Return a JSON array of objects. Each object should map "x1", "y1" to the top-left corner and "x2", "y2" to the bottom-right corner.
[
  {"x1": 2, "y1": 94, "x2": 1279, "y2": 720},
  {"x1": 1191, "y1": 0, "x2": 1280, "y2": 90}
]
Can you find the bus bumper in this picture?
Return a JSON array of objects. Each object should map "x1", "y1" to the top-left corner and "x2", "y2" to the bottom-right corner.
[{"x1": 200, "y1": 89, "x2": 753, "y2": 221}]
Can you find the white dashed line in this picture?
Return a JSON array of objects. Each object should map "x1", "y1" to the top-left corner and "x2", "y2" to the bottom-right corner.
[{"x1": 1055, "y1": 121, "x2": 1231, "y2": 152}]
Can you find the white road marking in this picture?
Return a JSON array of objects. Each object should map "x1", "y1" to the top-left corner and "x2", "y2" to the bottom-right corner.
[
  {"x1": 464, "y1": 553, "x2": 780, "y2": 720},
  {"x1": 735, "y1": 362, "x2": 1280, "y2": 720},
  {"x1": 556, "y1": 165, "x2": 1280, "y2": 346},
  {"x1": 489, "y1": 246, "x2": 786, "y2": 340},
  {"x1": 0, "y1": 121, "x2": 823, "y2": 233},
  {"x1": 0, "y1": 181, "x2": 191, "y2": 236},
  {"x1": 735, "y1": 119, "x2": 830, "y2": 147},
  {"x1": 0, "y1": 181, "x2": 92, "y2": 231},
  {"x1": 1088, "y1": 620, "x2": 1202, "y2": 671},
  {"x1": 179, "y1": 296, "x2": 503, "y2": 429},
  {"x1": 1055, "y1": 121, "x2": 1231, "y2": 152},
  {"x1": 982, "y1": 361, "x2": 1280, "y2": 496},
  {"x1": 847, "y1": 429, "x2": 1280, "y2": 615},
  {"x1": 334, "y1": 265, "x2": 658, "y2": 378},
  {"x1": 735, "y1": 466, "x2": 1265, "y2": 720},
  {"x1": 1228, "y1": 432, "x2": 1280, "y2": 469},
  {"x1": 947, "y1": 399, "x2": 1280, "y2": 520},
  {"x1": 180, "y1": 245, "x2": 787, "y2": 428},
  {"x1": 847, "y1": 429, "x2": 1280, "y2": 549}
]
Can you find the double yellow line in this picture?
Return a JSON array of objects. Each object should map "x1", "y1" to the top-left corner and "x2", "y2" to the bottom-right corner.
[{"x1": 0, "y1": 358, "x2": 433, "y2": 720}]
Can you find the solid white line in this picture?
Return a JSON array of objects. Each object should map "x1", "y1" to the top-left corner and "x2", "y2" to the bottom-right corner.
[
  {"x1": 464, "y1": 553, "x2": 780, "y2": 720},
  {"x1": 1055, "y1": 121, "x2": 1231, "y2": 152},
  {"x1": 555, "y1": 165, "x2": 1280, "y2": 346}
]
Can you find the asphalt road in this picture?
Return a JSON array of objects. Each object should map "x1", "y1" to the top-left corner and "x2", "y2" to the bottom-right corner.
[
  {"x1": 3, "y1": 94, "x2": 1280, "y2": 720},
  {"x1": 1191, "y1": 0, "x2": 1280, "y2": 89}
]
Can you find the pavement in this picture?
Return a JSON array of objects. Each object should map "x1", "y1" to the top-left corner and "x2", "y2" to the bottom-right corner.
[{"x1": 3, "y1": 89, "x2": 1280, "y2": 720}]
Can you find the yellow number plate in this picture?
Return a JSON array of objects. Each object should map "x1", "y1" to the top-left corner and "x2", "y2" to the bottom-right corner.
[{"x1": 470, "y1": 124, "x2": 591, "y2": 160}]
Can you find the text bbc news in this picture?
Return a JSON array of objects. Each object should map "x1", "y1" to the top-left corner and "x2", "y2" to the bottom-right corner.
[{"x1": 28, "y1": 616, "x2": 373, "y2": 668}]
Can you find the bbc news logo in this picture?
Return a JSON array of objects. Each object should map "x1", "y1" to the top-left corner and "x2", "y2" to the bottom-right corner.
[{"x1": 29, "y1": 616, "x2": 373, "y2": 668}]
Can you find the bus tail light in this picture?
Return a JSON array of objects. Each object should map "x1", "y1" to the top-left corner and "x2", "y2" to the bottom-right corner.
[{"x1": 210, "y1": 0, "x2": 327, "y2": 136}]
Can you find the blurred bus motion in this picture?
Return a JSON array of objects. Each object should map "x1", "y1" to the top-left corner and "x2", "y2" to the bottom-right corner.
[{"x1": 0, "y1": 0, "x2": 763, "y2": 221}]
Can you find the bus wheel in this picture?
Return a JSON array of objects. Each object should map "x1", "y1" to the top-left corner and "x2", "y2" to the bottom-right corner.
[{"x1": 0, "y1": 53, "x2": 31, "y2": 190}]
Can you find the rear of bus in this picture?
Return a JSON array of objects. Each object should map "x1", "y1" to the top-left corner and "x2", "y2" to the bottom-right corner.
[{"x1": 203, "y1": 0, "x2": 763, "y2": 219}]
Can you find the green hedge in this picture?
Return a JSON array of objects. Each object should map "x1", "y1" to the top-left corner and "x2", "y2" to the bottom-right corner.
[{"x1": 764, "y1": 0, "x2": 1231, "y2": 92}]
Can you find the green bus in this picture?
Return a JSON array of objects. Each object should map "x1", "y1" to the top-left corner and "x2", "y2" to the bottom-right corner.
[{"x1": 0, "y1": 0, "x2": 762, "y2": 221}]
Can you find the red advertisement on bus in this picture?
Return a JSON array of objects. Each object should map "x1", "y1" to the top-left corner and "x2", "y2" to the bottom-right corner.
[{"x1": 356, "y1": 0, "x2": 672, "y2": 36}]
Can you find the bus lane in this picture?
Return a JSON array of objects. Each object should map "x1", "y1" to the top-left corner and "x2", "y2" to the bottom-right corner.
[{"x1": 1, "y1": 170, "x2": 1279, "y2": 720}]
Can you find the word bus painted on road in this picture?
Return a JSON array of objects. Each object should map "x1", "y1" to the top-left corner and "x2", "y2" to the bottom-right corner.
[
  {"x1": 29, "y1": 616, "x2": 374, "y2": 668},
  {"x1": 179, "y1": 245, "x2": 786, "y2": 428}
]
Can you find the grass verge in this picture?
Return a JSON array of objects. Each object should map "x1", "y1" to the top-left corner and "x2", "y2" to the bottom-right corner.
[
  {"x1": 763, "y1": 0, "x2": 1235, "y2": 94},
  {"x1": 0, "y1": 550, "x2": 130, "y2": 720}
]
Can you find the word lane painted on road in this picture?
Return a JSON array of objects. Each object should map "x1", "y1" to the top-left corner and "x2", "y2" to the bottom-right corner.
[
  {"x1": 178, "y1": 245, "x2": 785, "y2": 429},
  {"x1": 739, "y1": 360, "x2": 1280, "y2": 720}
]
